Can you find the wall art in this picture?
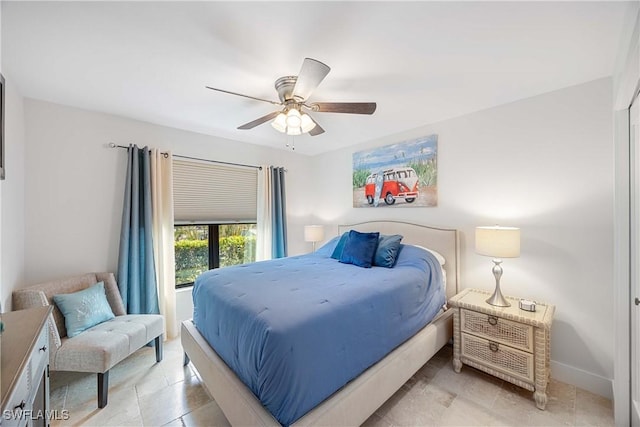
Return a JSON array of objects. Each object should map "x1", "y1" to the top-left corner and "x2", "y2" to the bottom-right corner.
[{"x1": 352, "y1": 134, "x2": 437, "y2": 208}]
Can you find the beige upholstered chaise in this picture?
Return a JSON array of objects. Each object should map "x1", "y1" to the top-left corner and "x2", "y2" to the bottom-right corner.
[{"x1": 13, "y1": 273, "x2": 164, "y2": 408}]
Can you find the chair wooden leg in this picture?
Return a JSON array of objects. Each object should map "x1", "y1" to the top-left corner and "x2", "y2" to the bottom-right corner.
[
  {"x1": 183, "y1": 353, "x2": 190, "y2": 366},
  {"x1": 155, "y1": 335, "x2": 163, "y2": 363},
  {"x1": 98, "y1": 371, "x2": 109, "y2": 408}
]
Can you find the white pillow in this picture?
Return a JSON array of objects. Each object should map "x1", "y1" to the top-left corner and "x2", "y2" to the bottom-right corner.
[
  {"x1": 411, "y1": 244, "x2": 447, "y2": 295},
  {"x1": 412, "y1": 245, "x2": 446, "y2": 266}
]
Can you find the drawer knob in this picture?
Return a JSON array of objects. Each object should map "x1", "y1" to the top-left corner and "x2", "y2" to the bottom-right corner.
[
  {"x1": 39, "y1": 345, "x2": 47, "y2": 352},
  {"x1": 14, "y1": 400, "x2": 26, "y2": 410},
  {"x1": 487, "y1": 315, "x2": 498, "y2": 326},
  {"x1": 489, "y1": 342, "x2": 499, "y2": 352}
]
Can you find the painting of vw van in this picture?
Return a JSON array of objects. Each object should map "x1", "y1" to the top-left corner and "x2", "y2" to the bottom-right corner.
[
  {"x1": 353, "y1": 134, "x2": 437, "y2": 208},
  {"x1": 364, "y1": 167, "x2": 419, "y2": 205}
]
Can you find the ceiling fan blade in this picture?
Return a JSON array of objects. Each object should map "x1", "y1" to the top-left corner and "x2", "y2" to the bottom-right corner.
[
  {"x1": 206, "y1": 86, "x2": 281, "y2": 106},
  {"x1": 237, "y1": 111, "x2": 280, "y2": 130},
  {"x1": 308, "y1": 116, "x2": 325, "y2": 136},
  {"x1": 312, "y1": 102, "x2": 377, "y2": 115},
  {"x1": 292, "y1": 58, "x2": 331, "y2": 101}
]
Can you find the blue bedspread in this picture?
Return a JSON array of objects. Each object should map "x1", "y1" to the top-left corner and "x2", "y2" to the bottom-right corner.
[{"x1": 192, "y1": 243, "x2": 445, "y2": 426}]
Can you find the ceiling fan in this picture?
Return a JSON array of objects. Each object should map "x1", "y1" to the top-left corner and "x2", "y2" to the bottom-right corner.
[{"x1": 206, "y1": 58, "x2": 377, "y2": 137}]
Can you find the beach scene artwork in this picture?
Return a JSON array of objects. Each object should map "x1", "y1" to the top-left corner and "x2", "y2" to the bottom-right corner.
[{"x1": 352, "y1": 134, "x2": 438, "y2": 208}]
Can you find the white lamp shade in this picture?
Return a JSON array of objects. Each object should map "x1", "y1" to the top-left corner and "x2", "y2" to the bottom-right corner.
[
  {"x1": 271, "y1": 113, "x2": 287, "y2": 132},
  {"x1": 300, "y1": 113, "x2": 316, "y2": 133},
  {"x1": 286, "y1": 109, "x2": 302, "y2": 128},
  {"x1": 287, "y1": 126, "x2": 302, "y2": 136},
  {"x1": 304, "y1": 225, "x2": 324, "y2": 243},
  {"x1": 271, "y1": 109, "x2": 316, "y2": 136},
  {"x1": 475, "y1": 226, "x2": 520, "y2": 258}
]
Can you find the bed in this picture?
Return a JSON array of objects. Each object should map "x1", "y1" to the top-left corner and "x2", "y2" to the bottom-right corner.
[{"x1": 181, "y1": 221, "x2": 459, "y2": 426}]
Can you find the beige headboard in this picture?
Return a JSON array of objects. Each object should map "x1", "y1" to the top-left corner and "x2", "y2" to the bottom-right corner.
[{"x1": 338, "y1": 221, "x2": 460, "y2": 300}]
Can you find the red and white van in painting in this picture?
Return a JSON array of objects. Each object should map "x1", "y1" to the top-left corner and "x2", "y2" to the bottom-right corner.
[{"x1": 364, "y1": 167, "x2": 419, "y2": 205}]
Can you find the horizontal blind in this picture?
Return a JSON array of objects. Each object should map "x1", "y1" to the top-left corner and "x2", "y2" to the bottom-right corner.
[{"x1": 173, "y1": 159, "x2": 258, "y2": 223}]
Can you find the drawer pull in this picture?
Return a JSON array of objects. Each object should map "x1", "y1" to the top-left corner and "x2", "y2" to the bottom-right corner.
[
  {"x1": 487, "y1": 315, "x2": 498, "y2": 326},
  {"x1": 39, "y1": 345, "x2": 47, "y2": 352},
  {"x1": 14, "y1": 400, "x2": 26, "y2": 410},
  {"x1": 489, "y1": 342, "x2": 499, "y2": 352}
]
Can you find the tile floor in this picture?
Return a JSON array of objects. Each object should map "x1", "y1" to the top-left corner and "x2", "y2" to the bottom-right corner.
[{"x1": 49, "y1": 338, "x2": 614, "y2": 426}]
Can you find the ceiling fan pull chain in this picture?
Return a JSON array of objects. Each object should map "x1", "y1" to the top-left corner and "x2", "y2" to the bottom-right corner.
[{"x1": 285, "y1": 134, "x2": 295, "y2": 151}]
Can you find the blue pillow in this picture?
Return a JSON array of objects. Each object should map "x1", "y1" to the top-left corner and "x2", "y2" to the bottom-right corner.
[
  {"x1": 53, "y1": 282, "x2": 115, "y2": 338},
  {"x1": 339, "y1": 230, "x2": 380, "y2": 268},
  {"x1": 374, "y1": 234, "x2": 404, "y2": 268},
  {"x1": 330, "y1": 232, "x2": 349, "y2": 259},
  {"x1": 315, "y1": 235, "x2": 340, "y2": 257}
]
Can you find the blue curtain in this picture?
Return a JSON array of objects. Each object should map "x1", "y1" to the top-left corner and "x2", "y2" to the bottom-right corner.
[
  {"x1": 271, "y1": 166, "x2": 288, "y2": 258},
  {"x1": 117, "y1": 145, "x2": 160, "y2": 315}
]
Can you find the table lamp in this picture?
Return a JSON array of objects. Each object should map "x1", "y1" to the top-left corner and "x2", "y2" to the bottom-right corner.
[
  {"x1": 475, "y1": 226, "x2": 521, "y2": 307},
  {"x1": 304, "y1": 225, "x2": 324, "y2": 252}
]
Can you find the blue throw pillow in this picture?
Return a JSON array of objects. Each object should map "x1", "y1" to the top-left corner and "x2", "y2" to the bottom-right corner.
[
  {"x1": 53, "y1": 282, "x2": 115, "y2": 338},
  {"x1": 315, "y1": 235, "x2": 340, "y2": 257},
  {"x1": 330, "y1": 232, "x2": 349, "y2": 259},
  {"x1": 374, "y1": 234, "x2": 404, "y2": 268},
  {"x1": 339, "y1": 230, "x2": 380, "y2": 268}
]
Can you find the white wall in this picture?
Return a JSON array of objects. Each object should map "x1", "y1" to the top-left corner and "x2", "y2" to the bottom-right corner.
[
  {"x1": 309, "y1": 78, "x2": 614, "y2": 397},
  {"x1": 1, "y1": 0, "x2": 28, "y2": 311},
  {"x1": 1, "y1": 79, "x2": 26, "y2": 311},
  {"x1": 23, "y1": 99, "x2": 314, "y2": 286}
]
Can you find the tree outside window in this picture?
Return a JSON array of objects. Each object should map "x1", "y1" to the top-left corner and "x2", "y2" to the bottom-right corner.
[{"x1": 174, "y1": 223, "x2": 256, "y2": 287}]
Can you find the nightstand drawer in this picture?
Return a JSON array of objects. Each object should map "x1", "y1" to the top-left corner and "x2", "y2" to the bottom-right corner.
[
  {"x1": 461, "y1": 332, "x2": 534, "y2": 383},
  {"x1": 461, "y1": 308, "x2": 534, "y2": 352}
]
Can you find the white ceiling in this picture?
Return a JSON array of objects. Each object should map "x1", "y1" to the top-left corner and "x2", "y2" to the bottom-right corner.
[{"x1": 2, "y1": 1, "x2": 631, "y2": 155}]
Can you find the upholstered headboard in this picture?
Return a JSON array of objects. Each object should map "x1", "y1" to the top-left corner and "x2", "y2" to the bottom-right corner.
[{"x1": 338, "y1": 221, "x2": 460, "y2": 300}]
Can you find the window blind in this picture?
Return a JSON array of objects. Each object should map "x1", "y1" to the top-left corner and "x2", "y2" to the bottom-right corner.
[{"x1": 173, "y1": 159, "x2": 258, "y2": 223}]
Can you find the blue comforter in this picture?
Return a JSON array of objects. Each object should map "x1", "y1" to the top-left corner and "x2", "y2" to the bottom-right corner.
[{"x1": 192, "y1": 243, "x2": 445, "y2": 426}]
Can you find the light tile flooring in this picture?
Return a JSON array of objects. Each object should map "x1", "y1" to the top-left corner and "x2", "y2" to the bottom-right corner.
[{"x1": 50, "y1": 338, "x2": 614, "y2": 426}]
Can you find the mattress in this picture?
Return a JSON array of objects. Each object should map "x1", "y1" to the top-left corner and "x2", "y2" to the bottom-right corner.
[{"x1": 192, "y1": 243, "x2": 445, "y2": 426}]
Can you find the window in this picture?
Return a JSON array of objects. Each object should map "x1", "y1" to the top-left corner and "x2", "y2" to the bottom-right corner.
[
  {"x1": 172, "y1": 159, "x2": 259, "y2": 288},
  {"x1": 174, "y1": 223, "x2": 257, "y2": 288}
]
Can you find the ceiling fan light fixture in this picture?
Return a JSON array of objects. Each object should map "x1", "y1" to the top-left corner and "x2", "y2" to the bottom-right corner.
[
  {"x1": 271, "y1": 112, "x2": 287, "y2": 132},
  {"x1": 287, "y1": 126, "x2": 302, "y2": 136},
  {"x1": 211, "y1": 58, "x2": 376, "y2": 137},
  {"x1": 286, "y1": 108, "x2": 302, "y2": 128},
  {"x1": 300, "y1": 113, "x2": 316, "y2": 133}
]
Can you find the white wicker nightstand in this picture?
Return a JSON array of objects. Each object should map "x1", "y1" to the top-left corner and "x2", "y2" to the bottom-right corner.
[{"x1": 449, "y1": 288, "x2": 555, "y2": 409}]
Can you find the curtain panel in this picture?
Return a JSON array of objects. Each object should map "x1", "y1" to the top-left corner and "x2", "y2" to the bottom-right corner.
[
  {"x1": 150, "y1": 149, "x2": 178, "y2": 339},
  {"x1": 256, "y1": 166, "x2": 273, "y2": 261},
  {"x1": 271, "y1": 166, "x2": 288, "y2": 258},
  {"x1": 117, "y1": 145, "x2": 160, "y2": 315}
]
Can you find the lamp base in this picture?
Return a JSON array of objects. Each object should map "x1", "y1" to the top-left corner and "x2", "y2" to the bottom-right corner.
[
  {"x1": 486, "y1": 289, "x2": 511, "y2": 307},
  {"x1": 485, "y1": 258, "x2": 511, "y2": 307}
]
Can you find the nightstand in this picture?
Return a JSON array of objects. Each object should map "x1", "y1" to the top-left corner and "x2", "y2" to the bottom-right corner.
[{"x1": 449, "y1": 288, "x2": 555, "y2": 410}]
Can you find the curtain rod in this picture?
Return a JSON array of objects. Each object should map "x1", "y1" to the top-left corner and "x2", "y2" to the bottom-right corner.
[{"x1": 109, "y1": 143, "x2": 262, "y2": 170}]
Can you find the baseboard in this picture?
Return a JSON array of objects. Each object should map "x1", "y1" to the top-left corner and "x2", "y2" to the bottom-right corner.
[{"x1": 551, "y1": 360, "x2": 613, "y2": 399}]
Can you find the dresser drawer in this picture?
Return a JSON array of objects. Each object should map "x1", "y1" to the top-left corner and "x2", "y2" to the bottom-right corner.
[
  {"x1": 461, "y1": 309, "x2": 534, "y2": 352},
  {"x1": 29, "y1": 325, "x2": 49, "y2": 388},
  {"x1": 3, "y1": 367, "x2": 31, "y2": 427},
  {"x1": 461, "y1": 332, "x2": 534, "y2": 383}
]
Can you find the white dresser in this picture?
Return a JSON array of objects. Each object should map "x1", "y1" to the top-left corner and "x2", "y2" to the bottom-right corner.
[{"x1": 1, "y1": 306, "x2": 52, "y2": 427}]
